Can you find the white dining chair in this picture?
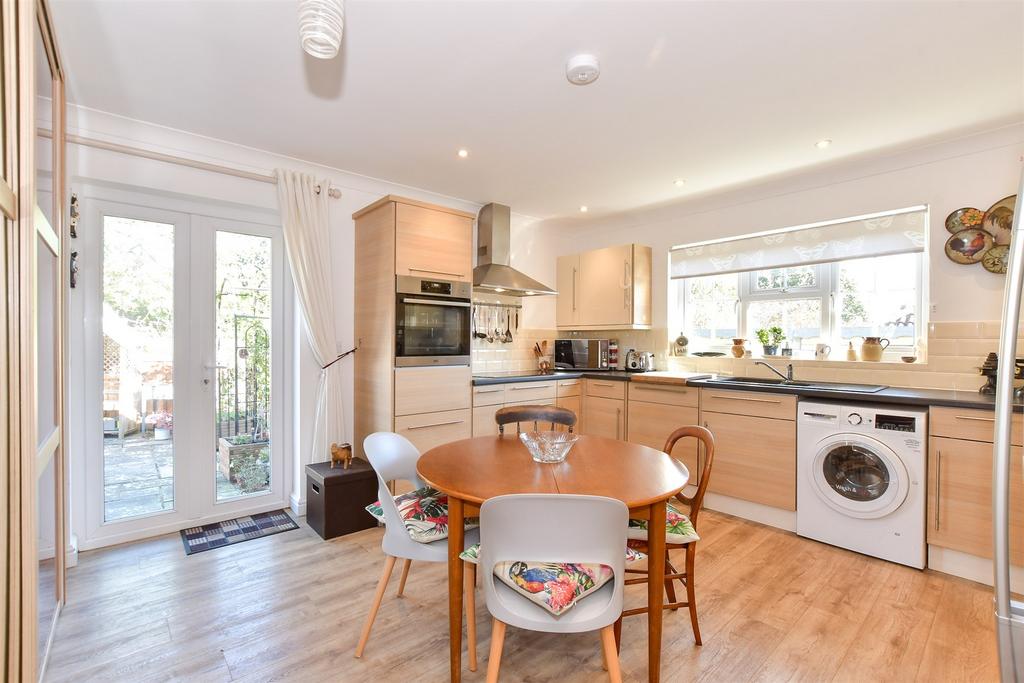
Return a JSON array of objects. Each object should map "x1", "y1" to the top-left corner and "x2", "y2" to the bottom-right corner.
[
  {"x1": 355, "y1": 431, "x2": 481, "y2": 659},
  {"x1": 478, "y1": 493, "x2": 628, "y2": 682}
]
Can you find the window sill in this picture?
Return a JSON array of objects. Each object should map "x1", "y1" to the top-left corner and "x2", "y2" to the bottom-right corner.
[{"x1": 673, "y1": 354, "x2": 929, "y2": 369}]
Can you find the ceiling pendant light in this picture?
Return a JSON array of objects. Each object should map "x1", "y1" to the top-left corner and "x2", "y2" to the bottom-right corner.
[{"x1": 298, "y1": 0, "x2": 345, "y2": 59}]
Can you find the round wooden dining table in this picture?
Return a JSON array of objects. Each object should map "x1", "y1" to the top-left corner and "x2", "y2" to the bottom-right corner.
[{"x1": 417, "y1": 433, "x2": 690, "y2": 683}]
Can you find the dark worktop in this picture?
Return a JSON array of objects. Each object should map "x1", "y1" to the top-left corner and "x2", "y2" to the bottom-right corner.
[
  {"x1": 472, "y1": 369, "x2": 1020, "y2": 412},
  {"x1": 684, "y1": 377, "x2": 1020, "y2": 412},
  {"x1": 471, "y1": 370, "x2": 635, "y2": 386}
]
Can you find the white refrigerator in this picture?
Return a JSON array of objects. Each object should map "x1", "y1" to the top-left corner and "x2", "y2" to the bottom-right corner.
[{"x1": 993, "y1": 168, "x2": 1024, "y2": 682}]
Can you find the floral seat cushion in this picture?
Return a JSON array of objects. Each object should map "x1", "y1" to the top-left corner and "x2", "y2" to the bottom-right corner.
[
  {"x1": 627, "y1": 500, "x2": 700, "y2": 545},
  {"x1": 494, "y1": 560, "x2": 614, "y2": 615},
  {"x1": 459, "y1": 543, "x2": 645, "y2": 565},
  {"x1": 364, "y1": 486, "x2": 479, "y2": 544}
]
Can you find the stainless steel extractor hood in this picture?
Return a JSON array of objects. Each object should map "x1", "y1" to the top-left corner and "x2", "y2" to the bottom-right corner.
[{"x1": 473, "y1": 203, "x2": 557, "y2": 297}]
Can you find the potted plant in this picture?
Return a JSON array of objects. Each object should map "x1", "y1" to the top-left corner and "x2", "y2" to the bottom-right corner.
[
  {"x1": 756, "y1": 326, "x2": 785, "y2": 356},
  {"x1": 146, "y1": 411, "x2": 173, "y2": 440}
]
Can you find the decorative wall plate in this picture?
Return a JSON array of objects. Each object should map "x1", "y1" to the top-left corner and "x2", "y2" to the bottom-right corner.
[
  {"x1": 945, "y1": 207, "x2": 985, "y2": 233},
  {"x1": 945, "y1": 228, "x2": 994, "y2": 264},
  {"x1": 983, "y1": 194, "x2": 1016, "y2": 245},
  {"x1": 983, "y1": 244, "x2": 1009, "y2": 274}
]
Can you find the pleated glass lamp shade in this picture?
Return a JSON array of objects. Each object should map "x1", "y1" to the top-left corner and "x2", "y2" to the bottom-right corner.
[{"x1": 298, "y1": 0, "x2": 345, "y2": 59}]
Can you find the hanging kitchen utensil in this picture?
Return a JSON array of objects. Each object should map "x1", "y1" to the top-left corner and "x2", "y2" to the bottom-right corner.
[{"x1": 504, "y1": 309, "x2": 513, "y2": 343}]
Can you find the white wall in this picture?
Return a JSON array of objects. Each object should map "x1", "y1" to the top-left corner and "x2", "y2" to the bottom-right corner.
[
  {"x1": 60, "y1": 104, "x2": 495, "y2": 518},
  {"x1": 525, "y1": 124, "x2": 1024, "y2": 334}
]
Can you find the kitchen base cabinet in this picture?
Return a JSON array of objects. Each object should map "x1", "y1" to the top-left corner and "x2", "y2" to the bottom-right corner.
[
  {"x1": 700, "y1": 410, "x2": 796, "y2": 510},
  {"x1": 556, "y1": 395, "x2": 581, "y2": 432},
  {"x1": 583, "y1": 395, "x2": 625, "y2": 440},
  {"x1": 471, "y1": 380, "x2": 558, "y2": 436},
  {"x1": 395, "y1": 409, "x2": 472, "y2": 453},
  {"x1": 627, "y1": 401, "x2": 699, "y2": 476},
  {"x1": 928, "y1": 436, "x2": 1024, "y2": 564}
]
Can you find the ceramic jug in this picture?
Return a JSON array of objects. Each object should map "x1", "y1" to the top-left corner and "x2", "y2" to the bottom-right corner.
[
  {"x1": 730, "y1": 338, "x2": 746, "y2": 358},
  {"x1": 859, "y1": 336, "x2": 890, "y2": 362}
]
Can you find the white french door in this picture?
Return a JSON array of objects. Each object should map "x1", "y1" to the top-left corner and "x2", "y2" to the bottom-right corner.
[{"x1": 79, "y1": 197, "x2": 288, "y2": 547}]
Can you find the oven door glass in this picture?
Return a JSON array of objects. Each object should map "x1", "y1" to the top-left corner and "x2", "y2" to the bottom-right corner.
[{"x1": 396, "y1": 296, "x2": 470, "y2": 363}]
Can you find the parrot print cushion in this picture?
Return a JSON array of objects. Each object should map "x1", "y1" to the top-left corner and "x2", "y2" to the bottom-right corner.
[
  {"x1": 459, "y1": 543, "x2": 645, "y2": 565},
  {"x1": 627, "y1": 501, "x2": 700, "y2": 545},
  {"x1": 364, "y1": 486, "x2": 479, "y2": 544},
  {"x1": 494, "y1": 560, "x2": 614, "y2": 615}
]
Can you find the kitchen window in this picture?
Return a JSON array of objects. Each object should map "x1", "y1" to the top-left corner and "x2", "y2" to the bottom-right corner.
[
  {"x1": 671, "y1": 206, "x2": 928, "y2": 358},
  {"x1": 680, "y1": 252, "x2": 922, "y2": 354}
]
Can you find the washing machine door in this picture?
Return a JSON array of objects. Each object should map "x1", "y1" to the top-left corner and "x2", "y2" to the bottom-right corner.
[{"x1": 811, "y1": 434, "x2": 910, "y2": 519}]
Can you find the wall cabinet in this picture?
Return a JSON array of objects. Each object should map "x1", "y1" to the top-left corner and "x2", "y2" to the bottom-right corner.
[
  {"x1": 626, "y1": 383, "x2": 699, "y2": 479},
  {"x1": 699, "y1": 389, "x2": 797, "y2": 510},
  {"x1": 556, "y1": 243, "x2": 652, "y2": 330},
  {"x1": 395, "y1": 201, "x2": 473, "y2": 282}
]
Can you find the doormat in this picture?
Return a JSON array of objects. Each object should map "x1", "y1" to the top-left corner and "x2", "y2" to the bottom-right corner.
[{"x1": 180, "y1": 510, "x2": 299, "y2": 555}]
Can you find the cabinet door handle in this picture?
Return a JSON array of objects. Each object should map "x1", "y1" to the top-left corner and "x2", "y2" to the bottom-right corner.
[
  {"x1": 475, "y1": 388, "x2": 502, "y2": 394},
  {"x1": 509, "y1": 384, "x2": 551, "y2": 391},
  {"x1": 408, "y1": 267, "x2": 466, "y2": 278},
  {"x1": 407, "y1": 419, "x2": 465, "y2": 430},
  {"x1": 954, "y1": 415, "x2": 995, "y2": 423},
  {"x1": 635, "y1": 385, "x2": 688, "y2": 393},
  {"x1": 592, "y1": 382, "x2": 616, "y2": 387},
  {"x1": 934, "y1": 450, "x2": 942, "y2": 530},
  {"x1": 708, "y1": 394, "x2": 781, "y2": 404},
  {"x1": 572, "y1": 267, "x2": 578, "y2": 312},
  {"x1": 559, "y1": 381, "x2": 579, "y2": 387},
  {"x1": 616, "y1": 407, "x2": 622, "y2": 440},
  {"x1": 623, "y1": 259, "x2": 631, "y2": 309}
]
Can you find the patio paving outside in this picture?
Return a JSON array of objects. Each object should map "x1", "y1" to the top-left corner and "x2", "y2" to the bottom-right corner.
[{"x1": 103, "y1": 433, "x2": 245, "y2": 521}]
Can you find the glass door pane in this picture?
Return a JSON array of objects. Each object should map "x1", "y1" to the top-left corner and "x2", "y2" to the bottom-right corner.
[
  {"x1": 214, "y1": 231, "x2": 272, "y2": 501},
  {"x1": 101, "y1": 216, "x2": 175, "y2": 521}
]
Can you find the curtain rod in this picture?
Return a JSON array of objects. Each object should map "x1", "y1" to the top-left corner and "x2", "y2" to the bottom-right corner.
[{"x1": 37, "y1": 127, "x2": 342, "y2": 199}]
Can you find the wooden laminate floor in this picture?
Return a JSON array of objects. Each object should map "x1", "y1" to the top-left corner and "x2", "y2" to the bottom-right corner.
[{"x1": 45, "y1": 511, "x2": 999, "y2": 682}]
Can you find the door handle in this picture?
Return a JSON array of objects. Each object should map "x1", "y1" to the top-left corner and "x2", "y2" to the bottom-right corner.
[
  {"x1": 408, "y1": 267, "x2": 465, "y2": 278},
  {"x1": 934, "y1": 450, "x2": 942, "y2": 530}
]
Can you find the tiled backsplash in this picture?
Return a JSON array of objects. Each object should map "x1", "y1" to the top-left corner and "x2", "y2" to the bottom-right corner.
[
  {"x1": 663, "y1": 321, "x2": 1013, "y2": 392},
  {"x1": 475, "y1": 322, "x2": 1014, "y2": 392}
]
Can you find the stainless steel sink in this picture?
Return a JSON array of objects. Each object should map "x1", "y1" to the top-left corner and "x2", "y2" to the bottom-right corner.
[{"x1": 710, "y1": 376, "x2": 888, "y2": 393}]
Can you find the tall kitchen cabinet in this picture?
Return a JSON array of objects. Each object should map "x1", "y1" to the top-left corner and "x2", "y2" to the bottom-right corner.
[
  {"x1": 353, "y1": 196, "x2": 476, "y2": 459},
  {"x1": 556, "y1": 244, "x2": 652, "y2": 330}
]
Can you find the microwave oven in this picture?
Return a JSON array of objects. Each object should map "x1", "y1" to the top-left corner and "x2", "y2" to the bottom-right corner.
[
  {"x1": 554, "y1": 339, "x2": 610, "y2": 370},
  {"x1": 395, "y1": 276, "x2": 472, "y2": 367}
]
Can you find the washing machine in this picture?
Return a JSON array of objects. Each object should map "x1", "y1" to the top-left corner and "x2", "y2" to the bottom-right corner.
[{"x1": 797, "y1": 400, "x2": 927, "y2": 569}]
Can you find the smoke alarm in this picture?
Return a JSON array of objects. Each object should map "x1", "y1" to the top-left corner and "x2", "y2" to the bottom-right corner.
[{"x1": 566, "y1": 54, "x2": 600, "y2": 85}]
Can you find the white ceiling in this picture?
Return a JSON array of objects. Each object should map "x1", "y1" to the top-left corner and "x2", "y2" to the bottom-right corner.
[{"x1": 52, "y1": 0, "x2": 1024, "y2": 219}]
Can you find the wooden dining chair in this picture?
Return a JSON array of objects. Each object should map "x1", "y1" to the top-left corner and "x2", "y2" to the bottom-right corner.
[
  {"x1": 617, "y1": 425, "x2": 715, "y2": 646},
  {"x1": 495, "y1": 405, "x2": 577, "y2": 434}
]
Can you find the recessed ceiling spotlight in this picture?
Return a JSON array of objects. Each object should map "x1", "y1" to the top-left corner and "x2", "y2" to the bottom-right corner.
[
  {"x1": 579, "y1": 205, "x2": 589, "y2": 213},
  {"x1": 566, "y1": 54, "x2": 600, "y2": 86},
  {"x1": 673, "y1": 179, "x2": 686, "y2": 187},
  {"x1": 815, "y1": 139, "x2": 832, "y2": 149},
  {"x1": 493, "y1": 287, "x2": 505, "y2": 293},
  {"x1": 457, "y1": 148, "x2": 469, "y2": 158}
]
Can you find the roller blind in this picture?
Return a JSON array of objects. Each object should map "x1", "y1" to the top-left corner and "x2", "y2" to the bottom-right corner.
[{"x1": 670, "y1": 206, "x2": 927, "y2": 279}]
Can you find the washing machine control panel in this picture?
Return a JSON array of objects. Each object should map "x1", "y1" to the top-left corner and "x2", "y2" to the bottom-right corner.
[
  {"x1": 875, "y1": 413, "x2": 919, "y2": 433},
  {"x1": 848, "y1": 412, "x2": 863, "y2": 425}
]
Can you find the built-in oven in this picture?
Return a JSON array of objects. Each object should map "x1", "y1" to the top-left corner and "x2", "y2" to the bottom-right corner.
[{"x1": 395, "y1": 275, "x2": 472, "y2": 367}]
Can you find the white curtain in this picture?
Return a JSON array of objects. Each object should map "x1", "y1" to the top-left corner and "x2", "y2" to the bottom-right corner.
[
  {"x1": 670, "y1": 205, "x2": 927, "y2": 279},
  {"x1": 275, "y1": 169, "x2": 344, "y2": 463}
]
